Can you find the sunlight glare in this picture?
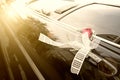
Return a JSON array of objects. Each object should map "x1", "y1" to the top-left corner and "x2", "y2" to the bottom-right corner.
[{"x1": 9, "y1": 0, "x2": 31, "y2": 19}]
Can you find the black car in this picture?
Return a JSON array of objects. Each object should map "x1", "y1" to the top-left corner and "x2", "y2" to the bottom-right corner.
[{"x1": 0, "y1": 1, "x2": 120, "y2": 80}]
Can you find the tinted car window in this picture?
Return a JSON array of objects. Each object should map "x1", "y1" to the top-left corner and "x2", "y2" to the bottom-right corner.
[{"x1": 60, "y1": 4, "x2": 120, "y2": 37}]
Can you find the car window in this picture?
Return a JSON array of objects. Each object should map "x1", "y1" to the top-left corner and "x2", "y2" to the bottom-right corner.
[{"x1": 60, "y1": 4, "x2": 120, "y2": 41}]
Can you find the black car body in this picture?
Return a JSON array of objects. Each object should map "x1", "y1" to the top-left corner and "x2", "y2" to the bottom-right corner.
[
  {"x1": 30, "y1": 2, "x2": 120, "y2": 80},
  {"x1": 0, "y1": 1, "x2": 120, "y2": 80}
]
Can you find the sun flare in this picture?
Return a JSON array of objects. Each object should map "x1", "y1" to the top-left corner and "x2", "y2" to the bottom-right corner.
[{"x1": 7, "y1": 0, "x2": 31, "y2": 19}]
